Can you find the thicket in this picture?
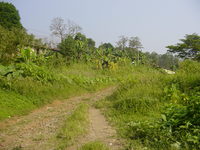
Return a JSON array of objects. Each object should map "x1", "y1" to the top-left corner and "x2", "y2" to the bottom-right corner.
[{"x1": 97, "y1": 60, "x2": 200, "y2": 150}]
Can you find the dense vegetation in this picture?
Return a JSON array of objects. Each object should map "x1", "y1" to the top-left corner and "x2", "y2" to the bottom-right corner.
[
  {"x1": 0, "y1": 2, "x2": 200, "y2": 150},
  {"x1": 0, "y1": 2, "x2": 22, "y2": 29},
  {"x1": 96, "y1": 60, "x2": 200, "y2": 149}
]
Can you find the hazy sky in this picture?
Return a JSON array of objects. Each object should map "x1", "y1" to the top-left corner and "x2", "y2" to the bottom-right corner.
[{"x1": 2, "y1": 0, "x2": 200, "y2": 53}]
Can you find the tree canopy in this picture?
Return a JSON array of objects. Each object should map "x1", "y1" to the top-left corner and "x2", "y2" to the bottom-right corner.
[
  {"x1": 167, "y1": 33, "x2": 200, "y2": 61},
  {"x1": 0, "y1": 2, "x2": 22, "y2": 29}
]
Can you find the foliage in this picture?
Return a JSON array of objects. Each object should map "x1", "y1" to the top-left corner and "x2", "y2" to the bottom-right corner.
[
  {"x1": 167, "y1": 33, "x2": 200, "y2": 61},
  {"x1": 0, "y1": 61, "x2": 117, "y2": 120},
  {"x1": 58, "y1": 33, "x2": 91, "y2": 61},
  {"x1": 0, "y1": 26, "x2": 19, "y2": 63},
  {"x1": 0, "y1": 2, "x2": 22, "y2": 29},
  {"x1": 96, "y1": 61, "x2": 200, "y2": 150},
  {"x1": 0, "y1": 26, "x2": 46, "y2": 64},
  {"x1": 159, "y1": 60, "x2": 200, "y2": 149},
  {"x1": 99, "y1": 43, "x2": 114, "y2": 50},
  {"x1": 145, "y1": 52, "x2": 179, "y2": 70}
]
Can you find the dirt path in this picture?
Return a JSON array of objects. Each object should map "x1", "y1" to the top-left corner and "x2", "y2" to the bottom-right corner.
[
  {"x1": 67, "y1": 86, "x2": 122, "y2": 150},
  {"x1": 67, "y1": 107, "x2": 121, "y2": 150},
  {"x1": 0, "y1": 86, "x2": 117, "y2": 150}
]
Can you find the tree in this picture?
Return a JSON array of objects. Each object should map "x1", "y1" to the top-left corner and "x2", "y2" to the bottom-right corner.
[
  {"x1": 158, "y1": 53, "x2": 179, "y2": 70},
  {"x1": 99, "y1": 43, "x2": 114, "y2": 50},
  {"x1": 0, "y1": 2, "x2": 22, "y2": 29},
  {"x1": 50, "y1": 18, "x2": 82, "y2": 41},
  {"x1": 87, "y1": 38, "x2": 95, "y2": 49},
  {"x1": 167, "y1": 33, "x2": 200, "y2": 61},
  {"x1": 50, "y1": 17, "x2": 66, "y2": 41},
  {"x1": 127, "y1": 37, "x2": 143, "y2": 63},
  {"x1": 58, "y1": 35, "x2": 76, "y2": 59},
  {"x1": 74, "y1": 32, "x2": 87, "y2": 42},
  {"x1": 116, "y1": 36, "x2": 128, "y2": 50},
  {"x1": 129, "y1": 37, "x2": 143, "y2": 50},
  {"x1": 66, "y1": 20, "x2": 82, "y2": 37}
]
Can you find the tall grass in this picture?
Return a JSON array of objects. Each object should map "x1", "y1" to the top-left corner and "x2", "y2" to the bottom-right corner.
[
  {"x1": 97, "y1": 60, "x2": 200, "y2": 150},
  {"x1": 96, "y1": 65, "x2": 171, "y2": 149}
]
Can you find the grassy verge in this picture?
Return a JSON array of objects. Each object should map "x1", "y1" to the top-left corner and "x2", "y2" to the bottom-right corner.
[
  {"x1": 0, "y1": 63, "x2": 115, "y2": 120},
  {"x1": 79, "y1": 141, "x2": 110, "y2": 150},
  {"x1": 95, "y1": 66, "x2": 169, "y2": 149},
  {"x1": 56, "y1": 103, "x2": 89, "y2": 149}
]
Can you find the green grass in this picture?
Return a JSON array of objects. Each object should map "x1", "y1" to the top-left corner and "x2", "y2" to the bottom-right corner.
[
  {"x1": 56, "y1": 103, "x2": 89, "y2": 149},
  {"x1": 0, "y1": 63, "x2": 115, "y2": 120},
  {"x1": 0, "y1": 89, "x2": 36, "y2": 120},
  {"x1": 79, "y1": 141, "x2": 110, "y2": 150},
  {"x1": 96, "y1": 60, "x2": 200, "y2": 150},
  {"x1": 96, "y1": 66, "x2": 170, "y2": 149}
]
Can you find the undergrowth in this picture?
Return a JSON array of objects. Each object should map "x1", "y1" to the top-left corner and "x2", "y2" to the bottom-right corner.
[{"x1": 97, "y1": 60, "x2": 200, "y2": 150}]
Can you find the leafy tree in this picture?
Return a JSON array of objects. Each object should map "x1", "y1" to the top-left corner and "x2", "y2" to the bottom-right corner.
[
  {"x1": 0, "y1": 26, "x2": 17, "y2": 63},
  {"x1": 74, "y1": 33, "x2": 88, "y2": 60},
  {"x1": 58, "y1": 33, "x2": 90, "y2": 61},
  {"x1": 158, "y1": 53, "x2": 179, "y2": 70},
  {"x1": 116, "y1": 36, "x2": 128, "y2": 51},
  {"x1": 126, "y1": 37, "x2": 143, "y2": 62},
  {"x1": 0, "y1": 26, "x2": 47, "y2": 64},
  {"x1": 167, "y1": 33, "x2": 200, "y2": 61},
  {"x1": 129, "y1": 36, "x2": 143, "y2": 50},
  {"x1": 145, "y1": 51, "x2": 179, "y2": 70},
  {"x1": 99, "y1": 43, "x2": 114, "y2": 50},
  {"x1": 87, "y1": 38, "x2": 95, "y2": 49},
  {"x1": 58, "y1": 35, "x2": 76, "y2": 60},
  {"x1": 74, "y1": 33, "x2": 87, "y2": 42},
  {"x1": 0, "y1": 2, "x2": 22, "y2": 29}
]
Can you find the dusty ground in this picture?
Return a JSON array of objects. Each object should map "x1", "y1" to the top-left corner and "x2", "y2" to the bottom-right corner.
[{"x1": 0, "y1": 86, "x2": 121, "y2": 150}]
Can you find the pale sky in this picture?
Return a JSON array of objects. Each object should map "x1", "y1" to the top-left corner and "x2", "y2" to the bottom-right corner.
[{"x1": 2, "y1": 0, "x2": 200, "y2": 53}]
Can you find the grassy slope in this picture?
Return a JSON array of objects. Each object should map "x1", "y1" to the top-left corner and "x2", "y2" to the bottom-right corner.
[
  {"x1": 95, "y1": 65, "x2": 170, "y2": 149},
  {"x1": 0, "y1": 63, "x2": 115, "y2": 120},
  {"x1": 96, "y1": 61, "x2": 200, "y2": 150}
]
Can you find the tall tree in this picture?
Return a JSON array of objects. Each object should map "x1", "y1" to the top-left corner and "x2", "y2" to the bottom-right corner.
[
  {"x1": 167, "y1": 33, "x2": 200, "y2": 61},
  {"x1": 129, "y1": 36, "x2": 143, "y2": 50},
  {"x1": 116, "y1": 36, "x2": 128, "y2": 50},
  {"x1": 50, "y1": 17, "x2": 66, "y2": 41},
  {"x1": 50, "y1": 18, "x2": 82, "y2": 41},
  {"x1": 128, "y1": 37, "x2": 143, "y2": 63},
  {"x1": 0, "y1": 2, "x2": 22, "y2": 29},
  {"x1": 66, "y1": 20, "x2": 82, "y2": 37}
]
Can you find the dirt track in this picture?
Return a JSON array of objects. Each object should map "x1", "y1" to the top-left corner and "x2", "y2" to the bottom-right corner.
[{"x1": 0, "y1": 86, "x2": 121, "y2": 150}]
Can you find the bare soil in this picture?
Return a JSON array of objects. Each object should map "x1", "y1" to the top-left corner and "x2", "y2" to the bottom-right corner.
[
  {"x1": 67, "y1": 107, "x2": 122, "y2": 150},
  {"x1": 0, "y1": 86, "x2": 122, "y2": 150}
]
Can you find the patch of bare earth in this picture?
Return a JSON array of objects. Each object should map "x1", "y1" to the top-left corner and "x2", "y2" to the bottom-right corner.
[
  {"x1": 0, "y1": 86, "x2": 117, "y2": 150},
  {"x1": 67, "y1": 88, "x2": 122, "y2": 150}
]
